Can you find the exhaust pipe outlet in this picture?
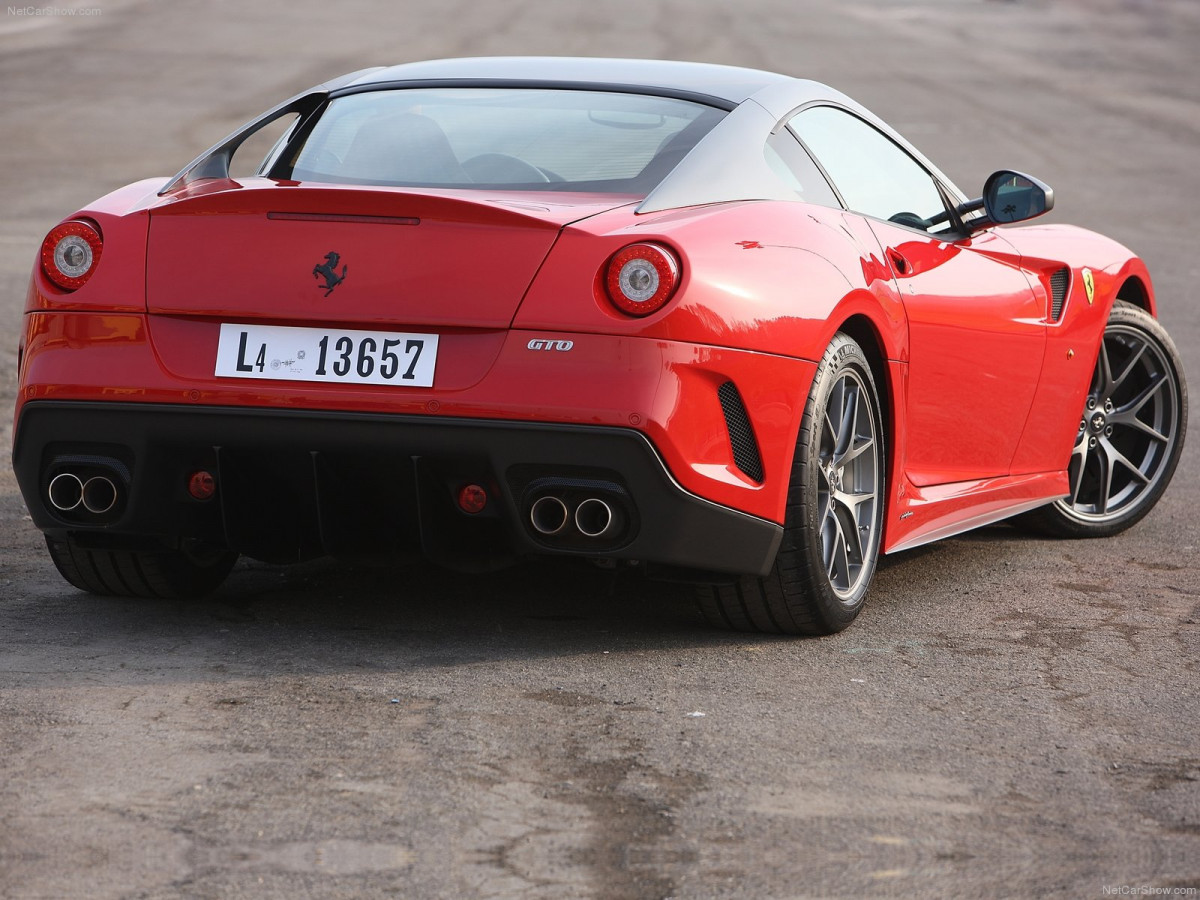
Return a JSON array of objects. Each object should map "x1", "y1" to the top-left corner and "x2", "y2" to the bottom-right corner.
[
  {"x1": 575, "y1": 497, "x2": 618, "y2": 538},
  {"x1": 48, "y1": 472, "x2": 84, "y2": 512},
  {"x1": 82, "y1": 475, "x2": 118, "y2": 515},
  {"x1": 530, "y1": 496, "x2": 570, "y2": 535}
]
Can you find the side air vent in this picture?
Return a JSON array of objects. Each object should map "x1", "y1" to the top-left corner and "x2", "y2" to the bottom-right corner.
[
  {"x1": 717, "y1": 381, "x2": 764, "y2": 483},
  {"x1": 1049, "y1": 267, "x2": 1070, "y2": 321}
]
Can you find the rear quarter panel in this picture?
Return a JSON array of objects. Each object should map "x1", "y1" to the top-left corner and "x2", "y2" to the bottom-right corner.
[
  {"x1": 514, "y1": 200, "x2": 908, "y2": 364},
  {"x1": 515, "y1": 199, "x2": 909, "y2": 525},
  {"x1": 23, "y1": 178, "x2": 163, "y2": 316}
]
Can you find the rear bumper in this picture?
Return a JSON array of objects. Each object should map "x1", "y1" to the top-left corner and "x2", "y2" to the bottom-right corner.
[
  {"x1": 13, "y1": 401, "x2": 783, "y2": 576},
  {"x1": 16, "y1": 312, "x2": 815, "y2": 525}
]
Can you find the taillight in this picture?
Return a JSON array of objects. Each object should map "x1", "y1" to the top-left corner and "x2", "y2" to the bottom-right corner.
[
  {"x1": 40, "y1": 220, "x2": 103, "y2": 291},
  {"x1": 604, "y1": 242, "x2": 680, "y2": 317}
]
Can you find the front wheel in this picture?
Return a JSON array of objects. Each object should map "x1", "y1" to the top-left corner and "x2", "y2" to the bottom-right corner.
[
  {"x1": 697, "y1": 334, "x2": 885, "y2": 635},
  {"x1": 1017, "y1": 301, "x2": 1187, "y2": 538}
]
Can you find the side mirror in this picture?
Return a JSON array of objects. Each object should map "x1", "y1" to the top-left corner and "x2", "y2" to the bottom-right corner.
[
  {"x1": 957, "y1": 170, "x2": 1054, "y2": 233},
  {"x1": 982, "y1": 170, "x2": 1054, "y2": 224}
]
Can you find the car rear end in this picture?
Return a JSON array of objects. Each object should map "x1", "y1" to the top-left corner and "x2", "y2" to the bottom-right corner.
[{"x1": 13, "y1": 80, "x2": 804, "y2": 588}]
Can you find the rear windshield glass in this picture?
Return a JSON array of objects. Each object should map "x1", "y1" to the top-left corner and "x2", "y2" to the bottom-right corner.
[{"x1": 280, "y1": 88, "x2": 725, "y2": 194}]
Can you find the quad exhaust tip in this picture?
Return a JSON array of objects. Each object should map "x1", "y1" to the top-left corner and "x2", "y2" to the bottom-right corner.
[
  {"x1": 48, "y1": 472, "x2": 84, "y2": 512},
  {"x1": 530, "y1": 495, "x2": 570, "y2": 535},
  {"x1": 528, "y1": 492, "x2": 624, "y2": 541},
  {"x1": 574, "y1": 498, "x2": 616, "y2": 538},
  {"x1": 82, "y1": 476, "x2": 118, "y2": 514},
  {"x1": 47, "y1": 471, "x2": 120, "y2": 516}
]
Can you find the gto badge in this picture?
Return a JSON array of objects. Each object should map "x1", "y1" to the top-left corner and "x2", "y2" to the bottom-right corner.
[
  {"x1": 313, "y1": 251, "x2": 347, "y2": 297},
  {"x1": 527, "y1": 339, "x2": 574, "y2": 352},
  {"x1": 1082, "y1": 267, "x2": 1095, "y2": 305}
]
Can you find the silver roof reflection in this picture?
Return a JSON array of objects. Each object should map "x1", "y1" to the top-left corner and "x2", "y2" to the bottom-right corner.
[
  {"x1": 346, "y1": 57, "x2": 793, "y2": 106},
  {"x1": 341, "y1": 57, "x2": 884, "y2": 213},
  {"x1": 165, "y1": 58, "x2": 963, "y2": 214}
]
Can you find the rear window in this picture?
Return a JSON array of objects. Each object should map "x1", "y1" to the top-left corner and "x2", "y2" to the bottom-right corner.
[{"x1": 280, "y1": 88, "x2": 725, "y2": 194}]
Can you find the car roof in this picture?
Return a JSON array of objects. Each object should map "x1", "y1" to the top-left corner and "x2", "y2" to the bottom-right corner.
[
  {"x1": 163, "y1": 57, "x2": 966, "y2": 215},
  {"x1": 344, "y1": 56, "x2": 795, "y2": 107},
  {"x1": 335, "y1": 57, "x2": 913, "y2": 214}
]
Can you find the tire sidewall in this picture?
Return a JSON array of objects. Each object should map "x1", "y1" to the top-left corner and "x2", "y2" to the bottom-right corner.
[{"x1": 785, "y1": 335, "x2": 885, "y2": 631}]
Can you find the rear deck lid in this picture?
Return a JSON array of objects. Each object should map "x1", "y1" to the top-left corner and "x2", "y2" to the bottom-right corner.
[{"x1": 146, "y1": 181, "x2": 631, "y2": 328}]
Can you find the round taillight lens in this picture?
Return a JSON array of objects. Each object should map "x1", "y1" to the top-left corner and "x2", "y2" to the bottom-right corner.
[
  {"x1": 604, "y1": 242, "x2": 680, "y2": 317},
  {"x1": 40, "y1": 220, "x2": 103, "y2": 291}
]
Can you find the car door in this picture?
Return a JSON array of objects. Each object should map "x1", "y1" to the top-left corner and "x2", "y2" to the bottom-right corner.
[{"x1": 789, "y1": 105, "x2": 1046, "y2": 486}]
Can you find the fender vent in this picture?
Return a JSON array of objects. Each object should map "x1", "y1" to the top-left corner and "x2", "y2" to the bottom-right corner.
[
  {"x1": 717, "y1": 381, "x2": 764, "y2": 483},
  {"x1": 1049, "y1": 267, "x2": 1070, "y2": 321}
]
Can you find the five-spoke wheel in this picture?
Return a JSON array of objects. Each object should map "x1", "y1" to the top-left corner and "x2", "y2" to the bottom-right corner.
[
  {"x1": 697, "y1": 333, "x2": 885, "y2": 634},
  {"x1": 817, "y1": 365, "x2": 881, "y2": 602},
  {"x1": 1020, "y1": 300, "x2": 1187, "y2": 537}
]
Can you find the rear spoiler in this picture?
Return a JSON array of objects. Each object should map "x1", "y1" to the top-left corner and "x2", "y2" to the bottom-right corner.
[{"x1": 158, "y1": 67, "x2": 384, "y2": 196}]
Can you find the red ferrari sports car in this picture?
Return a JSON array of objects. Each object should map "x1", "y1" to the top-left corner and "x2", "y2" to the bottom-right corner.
[{"x1": 13, "y1": 57, "x2": 1187, "y2": 634}]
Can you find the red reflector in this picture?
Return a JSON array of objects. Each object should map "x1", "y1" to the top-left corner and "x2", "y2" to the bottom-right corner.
[
  {"x1": 457, "y1": 484, "x2": 488, "y2": 514},
  {"x1": 187, "y1": 471, "x2": 216, "y2": 501}
]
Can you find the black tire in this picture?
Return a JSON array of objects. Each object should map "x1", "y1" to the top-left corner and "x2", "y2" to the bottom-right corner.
[
  {"x1": 45, "y1": 536, "x2": 237, "y2": 599},
  {"x1": 696, "y1": 334, "x2": 885, "y2": 635},
  {"x1": 1016, "y1": 301, "x2": 1187, "y2": 538}
]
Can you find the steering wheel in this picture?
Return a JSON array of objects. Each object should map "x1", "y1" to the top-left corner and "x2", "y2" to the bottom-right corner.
[{"x1": 887, "y1": 211, "x2": 931, "y2": 231}]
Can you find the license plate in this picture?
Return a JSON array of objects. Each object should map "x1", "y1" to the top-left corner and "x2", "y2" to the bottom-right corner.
[{"x1": 215, "y1": 323, "x2": 438, "y2": 387}]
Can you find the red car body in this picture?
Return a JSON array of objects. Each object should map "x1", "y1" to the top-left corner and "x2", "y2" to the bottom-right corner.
[{"x1": 12, "y1": 58, "x2": 1184, "y2": 632}]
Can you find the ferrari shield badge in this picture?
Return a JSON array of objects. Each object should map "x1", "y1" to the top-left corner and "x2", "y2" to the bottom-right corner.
[{"x1": 1082, "y1": 267, "x2": 1095, "y2": 305}]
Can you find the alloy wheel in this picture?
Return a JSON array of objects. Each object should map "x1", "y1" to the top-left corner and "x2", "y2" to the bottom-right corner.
[
  {"x1": 817, "y1": 369, "x2": 880, "y2": 600},
  {"x1": 1057, "y1": 321, "x2": 1181, "y2": 522}
]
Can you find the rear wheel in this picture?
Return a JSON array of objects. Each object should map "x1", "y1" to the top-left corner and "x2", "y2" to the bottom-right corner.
[
  {"x1": 45, "y1": 536, "x2": 237, "y2": 599},
  {"x1": 1017, "y1": 301, "x2": 1187, "y2": 537},
  {"x1": 697, "y1": 334, "x2": 885, "y2": 635}
]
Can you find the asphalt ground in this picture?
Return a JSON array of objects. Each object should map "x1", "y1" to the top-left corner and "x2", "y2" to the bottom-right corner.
[{"x1": 1, "y1": 1, "x2": 1198, "y2": 898}]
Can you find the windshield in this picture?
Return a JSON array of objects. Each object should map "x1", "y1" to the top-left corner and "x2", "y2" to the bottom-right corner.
[{"x1": 279, "y1": 88, "x2": 725, "y2": 194}]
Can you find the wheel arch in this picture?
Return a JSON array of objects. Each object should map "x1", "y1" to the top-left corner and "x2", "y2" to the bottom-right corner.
[
  {"x1": 834, "y1": 313, "x2": 892, "y2": 456},
  {"x1": 832, "y1": 312, "x2": 900, "y2": 546},
  {"x1": 1116, "y1": 274, "x2": 1151, "y2": 314},
  {"x1": 1103, "y1": 254, "x2": 1157, "y2": 318}
]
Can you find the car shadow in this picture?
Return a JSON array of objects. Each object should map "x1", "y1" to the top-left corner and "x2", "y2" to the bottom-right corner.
[
  {"x1": 9, "y1": 521, "x2": 1043, "y2": 691},
  {"x1": 13, "y1": 555, "x2": 803, "y2": 690}
]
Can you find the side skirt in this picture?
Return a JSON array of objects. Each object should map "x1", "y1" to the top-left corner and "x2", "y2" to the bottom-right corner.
[{"x1": 883, "y1": 470, "x2": 1068, "y2": 554}]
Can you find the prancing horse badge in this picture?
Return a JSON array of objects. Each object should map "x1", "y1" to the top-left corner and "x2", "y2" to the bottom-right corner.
[
  {"x1": 313, "y1": 251, "x2": 348, "y2": 297},
  {"x1": 1082, "y1": 267, "x2": 1094, "y2": 305}
]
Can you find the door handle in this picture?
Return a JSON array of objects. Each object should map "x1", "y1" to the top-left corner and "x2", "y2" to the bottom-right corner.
[{"x1": 887, "y1": 248, "x2": 910, "y2": 276}]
